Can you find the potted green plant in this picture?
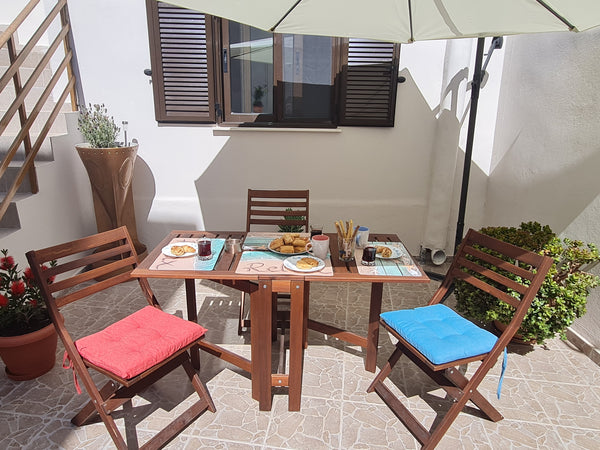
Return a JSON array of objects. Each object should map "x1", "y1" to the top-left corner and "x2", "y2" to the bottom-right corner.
[
  {"x1": 76, "y1": 104, "x2": 146, "y2": 259},
  {"x1": 252, "y1": 85, "x2": 267, "y2": 113},
  {"x1": 278, "y1": 207, "x2": 305, "y2": 233},
  {"x1": 455, "y1": 222, "x2": 600, "y2": 344},
  {"x1": 0, "y1": 250, "x2": 58, "y2": 380}
]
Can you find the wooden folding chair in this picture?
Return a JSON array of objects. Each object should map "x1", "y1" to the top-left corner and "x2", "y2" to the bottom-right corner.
[
  {"x1": 239, "y1": 189, "x2": 310, "y2": 334},
  {"x1": 26, "y1": 226, "x2": 215, "y2": 450},
  {"x1": 367, "y1": 229, "x2": 553, "y2": 449}
]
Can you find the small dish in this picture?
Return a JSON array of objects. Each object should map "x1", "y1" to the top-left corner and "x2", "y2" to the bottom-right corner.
[
  {"x1": 375, "y1": 245, "x2": 402, "y2": 259},
  {"x1": 283, "y1": 255, "x2": 325, "y2": 273},
  {"x1": 161, "y1": 242, "x2": 198, "y2": 258}
]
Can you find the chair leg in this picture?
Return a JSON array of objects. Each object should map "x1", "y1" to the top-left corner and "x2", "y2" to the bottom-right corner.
[
  {"x1": 72, "y1": 380, "x2": 129, "y2": 449},
  {"x1": 444, "y1": 366, "x2": 503, "y2": 422},
  {"x1": 370, "y1": 342, "x2": 504, "y2": 449},
  {"x1": 142, "y1": 355, "x2": 215, "y2": 449},
  {"x1": 272, "y1": 293, "x2": 278, "y2": 341},
  {"x1": 238, "y1": 292, "x2": 246, "y2": 335},
  {"x1": 73, "y1": 353, "x2": 215, "y2": 450},
  {"x1": 182, "y1": 354, "x2": 216, "y2": 413},
  {"x1": 72, "y1": 380, "x2": 120, "y2": 426},
  {"x1": 367, "y1": 344, "x2": 404, "y2": 393}
]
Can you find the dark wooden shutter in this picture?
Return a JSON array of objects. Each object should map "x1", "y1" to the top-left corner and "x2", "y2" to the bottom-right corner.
[
  {"x1": 338, "y1": 40, "x2": 400, "y2": 126},
  {"x1": 146, "y1": 1, "x2": 216, "y2": 123}
]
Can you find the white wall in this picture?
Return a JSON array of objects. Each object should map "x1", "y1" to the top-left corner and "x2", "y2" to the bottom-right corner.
[
  {"x1": 63, "y1": 0, "x2": 498, "y2": 256},
  {"x1": 3, "y1": 1, "x2": 501, "y2": 261},
  {"x1": 486, "y1": 29, "x2": 600, "y2": 348},
  {"x1": 1, "y1": 113, "x2": 97, "y2": 269}
]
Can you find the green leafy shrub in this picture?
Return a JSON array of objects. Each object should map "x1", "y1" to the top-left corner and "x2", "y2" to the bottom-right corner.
[
  {"x1": 78, "y1": 103, "x2": 120, "y2": 148},
  {"x1": 278, "y1": 208, "x2": 305, "y2": 233},
  {"x1": 455, "y1": 222, "x2": 599, "y2": 344}
]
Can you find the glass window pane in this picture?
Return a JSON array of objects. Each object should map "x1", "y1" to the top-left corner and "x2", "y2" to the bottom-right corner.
[
  {"x1": 229, "y1": 23, "x2": 273, "y2": 114},
  {"x1": 281, "y1": 35, "x2": 333, "y2": 121}
]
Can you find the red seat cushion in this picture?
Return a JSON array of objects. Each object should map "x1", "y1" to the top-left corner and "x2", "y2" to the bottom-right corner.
[{"x1": 75, "y1": 306, "x2": 207, "y2": 379}]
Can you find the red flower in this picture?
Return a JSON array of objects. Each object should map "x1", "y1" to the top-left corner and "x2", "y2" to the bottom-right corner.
[
  {"x1": 41, "y1": 265, "x2": 56, "y2": 284},
  {"x1": 30, "y1": 299, "x2": 37, "y2": 307},
  {"x1": 1, "y1": 256, "x2": 15, "y2": 270},
  {"x1": 24, "y1": 267, "x2": 35, "y2": 280},
  {"x1": 10, "y1": 280, "x2": 26, "y2": 296},
  {"x1": 0, "y1": 294, "x2": 8, "y2": 307}
]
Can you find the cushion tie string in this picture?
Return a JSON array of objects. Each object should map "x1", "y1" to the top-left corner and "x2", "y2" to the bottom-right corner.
[
  {"x1": 62, "y1": 351, "x2": 82, "y2": 394},
  {"x1": 497, "y1": 347, "x2": 508, "y2": 399}
]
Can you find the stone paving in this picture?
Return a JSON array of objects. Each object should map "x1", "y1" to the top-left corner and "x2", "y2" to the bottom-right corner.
[{"x1": 2, "y1": 274, "x2": 599, "y2": 449}]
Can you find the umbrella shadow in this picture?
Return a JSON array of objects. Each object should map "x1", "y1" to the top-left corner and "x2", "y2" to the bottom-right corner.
[{"x1": 487, "y1": 137, "x2": 600, "y2": 232}]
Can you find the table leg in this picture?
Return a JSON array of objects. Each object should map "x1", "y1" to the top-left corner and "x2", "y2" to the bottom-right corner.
[
  {"x1": 184, "y1": 278, "x2": 200, "y2": 369},
  {"x1": 366, "y1": 282, "x2": 383, "y2": 372},
  {"x1": 303, "y1": 282, "x2": 310, "y2": 349},
  {"x1": 251, "y1": 279, "x2": 272, "y2": 410},
  {"x1": 289, "y1": 281, "x2": 306, "y2": 411}
]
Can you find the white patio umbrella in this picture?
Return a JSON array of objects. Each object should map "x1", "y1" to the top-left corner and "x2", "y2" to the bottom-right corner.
[{"x1": 162, "y1": 0, "x2": 600, "y2": 249}]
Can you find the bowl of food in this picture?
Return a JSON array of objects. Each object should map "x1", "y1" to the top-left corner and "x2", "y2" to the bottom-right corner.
[{"x1": 269, "y1": 233, "x2": 311, "y2": 255}]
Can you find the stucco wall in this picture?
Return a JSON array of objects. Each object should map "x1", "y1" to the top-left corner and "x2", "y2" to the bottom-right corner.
[
  {"x1": 2, "y1": 1, "x2": 500, "y2": 263},
  {"x1": 486, "y1": 30, "x2": 600, "y2": 348},
  {"x1": 61, "y1": 0, "x2": 496, "y2": 256},
  {"x1": 1, "y1": 113, "x2": 97, "y2": 269}
]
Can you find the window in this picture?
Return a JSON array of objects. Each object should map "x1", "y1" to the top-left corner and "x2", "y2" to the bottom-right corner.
[{"x1": 146, "y1": 1, "x2": 400, "y2": 127}]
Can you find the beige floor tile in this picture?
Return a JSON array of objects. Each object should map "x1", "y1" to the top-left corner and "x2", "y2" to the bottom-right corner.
[{"x1": 2, "y1": 277, "x2": 600, "y2": 449}]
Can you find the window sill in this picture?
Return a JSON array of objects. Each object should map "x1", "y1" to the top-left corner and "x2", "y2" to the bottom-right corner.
[{"x1": 212, "y1": 126, "x2": 342, "y2": 135}]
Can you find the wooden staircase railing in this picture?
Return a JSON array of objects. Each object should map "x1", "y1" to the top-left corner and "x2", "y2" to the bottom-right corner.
[{"x1": 0, "y1": 0, "x2": 82, "y2": 223}]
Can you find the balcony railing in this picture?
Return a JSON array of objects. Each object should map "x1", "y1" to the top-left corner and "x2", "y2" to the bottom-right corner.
[{"x1": 0, "y1": 0, "x2": 82, "y2": 222}]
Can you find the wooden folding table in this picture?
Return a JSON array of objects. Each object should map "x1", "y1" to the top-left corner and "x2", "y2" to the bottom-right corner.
[{"x1": 132, "y1": 230, "x2": 429, "y2": 412}]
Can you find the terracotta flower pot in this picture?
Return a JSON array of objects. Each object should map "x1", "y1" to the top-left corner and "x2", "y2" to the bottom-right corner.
[{"x1": 0, "y1": 322, "x2": 58, "y2": 381}]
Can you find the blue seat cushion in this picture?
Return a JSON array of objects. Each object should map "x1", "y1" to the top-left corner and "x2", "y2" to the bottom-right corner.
[{"x1": 380, "y1": 304, "x2": 498, "y2": 365}]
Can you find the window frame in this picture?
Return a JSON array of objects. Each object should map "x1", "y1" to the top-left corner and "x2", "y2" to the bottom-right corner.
[{"x1": 146, "y1": 1, "x2": 400, "y2": 128}]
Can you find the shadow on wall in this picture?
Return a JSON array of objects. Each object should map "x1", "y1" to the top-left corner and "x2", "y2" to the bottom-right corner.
[
  {"x1": 192, "y1": 70, "x2": 440, "y2": 253},
  {"x1": 132, "y1": 155, "x2": 197, "y2": 246},
  {"x1": 486, "y1": 140, "x2": 600, "y2": 232}
]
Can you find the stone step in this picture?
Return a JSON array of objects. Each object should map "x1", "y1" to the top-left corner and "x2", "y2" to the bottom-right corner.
[{"x1": 0, "y1": 135, "x2": 54, "y2": 162}]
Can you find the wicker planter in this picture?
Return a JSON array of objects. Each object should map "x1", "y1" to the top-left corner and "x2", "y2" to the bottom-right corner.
[{"x1": 0, "y1": 322, "x2": 58, "y2": 380}]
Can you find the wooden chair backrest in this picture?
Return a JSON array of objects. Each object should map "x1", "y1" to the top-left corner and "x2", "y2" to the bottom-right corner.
[
  {"x1": 431, "y1": 228, "x2": 553, "y2": 348},
  {"x1": 246, "y1": 189, "x2": 310, "y2": 232},
  {"x1": 26, "y1": 226, "x2": 158, "y2": 335}
]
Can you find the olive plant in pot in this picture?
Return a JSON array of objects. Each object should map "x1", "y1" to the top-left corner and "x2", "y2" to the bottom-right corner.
[
  {"x1": 0, "y1": 250, "x2": 58, "y2": 380},
  {"x1": 455, "y1": 222, "x2": 599, "y2": 344},
  {"x1": 76, "y1": 104, "x2": 146, "y2": 259}
]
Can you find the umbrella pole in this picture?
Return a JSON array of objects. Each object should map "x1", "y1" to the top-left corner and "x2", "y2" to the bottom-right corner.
[{"x1": 454, "y1": 37, "x2": 485, "y2": 251}]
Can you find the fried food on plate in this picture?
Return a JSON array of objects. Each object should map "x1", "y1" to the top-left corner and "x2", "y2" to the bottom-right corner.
[
  {"x1": 376, "y1": 246, "x2": 393, "y2": 258},
  {"x1": 270, "y1": 238, "x2": 284, "y2": 250},
  {"x1": 296, "y1": 257, "x2": 319, "y2": 270},
  {"x1": 279, "y1": 245, "x2": 295, "y2": 254},
  {"x1": 170, "y1": 245, "x2": 186, "y2": 256},
  {"x1": 170, "y1": 244, "x2": 196, "y2": 256}
]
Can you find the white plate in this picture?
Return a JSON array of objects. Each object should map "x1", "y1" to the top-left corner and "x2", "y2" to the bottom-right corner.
[
  {"x1": 162, "y1": 242, "x2": 198, "y2": 258},
  {"x1": 283, "y1": 256, "x2": 325, "y2": 273},
  {"x1": 268, "y1": 239, "x2": 310, "y2": 256},
  {"x1": 374, "y1": 245, "x2": 402, "y2": 259}
]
